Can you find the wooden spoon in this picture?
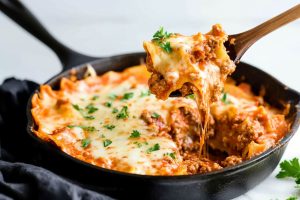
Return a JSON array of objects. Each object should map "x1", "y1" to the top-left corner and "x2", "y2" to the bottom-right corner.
[{"x1": 225, "y1": 4, "x2": 300, "y2": 63}]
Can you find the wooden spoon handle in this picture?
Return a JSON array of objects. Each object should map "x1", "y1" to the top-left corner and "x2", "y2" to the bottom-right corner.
[{"x1": 231, "y1": 4, "x2": 300, "y2": 62}]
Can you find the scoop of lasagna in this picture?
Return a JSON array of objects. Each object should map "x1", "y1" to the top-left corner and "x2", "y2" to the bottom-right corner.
[
  {"x1": 143, "y1": 24, "x2": 236, "y2": 103},
  {"x1": 31, "y1": 65, "x2": 289, "y2": 175}
]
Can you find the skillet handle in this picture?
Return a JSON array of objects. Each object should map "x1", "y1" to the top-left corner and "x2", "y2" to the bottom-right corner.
[{"x1": 0, "y1": 0, "x2": 99, "y2": 71}]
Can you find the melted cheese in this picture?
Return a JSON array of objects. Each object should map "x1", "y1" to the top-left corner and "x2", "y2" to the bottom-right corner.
[{"x1": 31, "y1": 66, "x2": 195, "y2": 175}]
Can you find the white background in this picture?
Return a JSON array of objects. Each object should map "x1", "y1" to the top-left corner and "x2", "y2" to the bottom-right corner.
[{"x1": 0, "y1": 1, "x2": 299, "y2": 199}]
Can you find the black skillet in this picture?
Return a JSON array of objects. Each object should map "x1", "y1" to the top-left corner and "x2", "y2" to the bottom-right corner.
[{"x1": 0, "y1": 1, "x2": 299, "y2": 200}]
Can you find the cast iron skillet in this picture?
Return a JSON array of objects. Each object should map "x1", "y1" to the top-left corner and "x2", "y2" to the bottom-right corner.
[{"x1": 1, "y1": 1, "x2": 300, "y2": 200}]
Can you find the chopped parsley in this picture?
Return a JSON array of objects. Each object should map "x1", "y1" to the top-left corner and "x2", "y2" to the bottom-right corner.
[
  {"x1": 186, "y1": 94, "x2": 195, "y2": 100},
  {"x1": 103, "y1": 124, "x2": 116, "y2": 130},
  {"x1": 81, "y1": 138, "x2": 91, "y2": 148},
  {"x1": 221, "y1": 92, "x2": 231, "y2": 104},
  {"x1": 85, "y1": 104, "x2": 98, "y2": 114},
  {"x1": 147, "y1": 143, "x2": 160, "y2": 153},
  {"x1": 91, "y1": 95, "x2": 99, "y2": 101},
  {"x1": 152, "y1": 27, "x2": 173, "y2": 53},
  {"x1": 103, "y1": 139, "x2": 112, "y2": 147},
  {"x1": 108, "y1": 93, "x2": 117, "y2": 100},
  {"x1": 164, "y1": 152, "x2": 176, "y2": 159},
  {"x1": 129, "y1": 130, "x2": 141, "y2": 138},
  {"x1": 151, "y1": 112, "x2": 160, "y2": 118},
  {"x1": 84, "y1": 115, "x2": 95, "y2": 120},
  {"x1": 116, "y1": 106, "x2": 129, "y2": 119},
  {"x1": 104, "y1": 101, "x2": 112, "y2": 108},
  {"x1": 72, "y1": 104, "x2": 82, "y2": 111},
  {"x1": 159, "y1": 41, "x2": 172, "y2": 53},
  {"x1": 286, "y1": 197, "x2": 298, "y2": 200},
  {"x1": 133, "y1": 141, "x2": 143, "y2": 148},
  {"x1": 140, "y1": 90, "x2": 151, "y2": 97},
  {"x1": 122, "y1": 92, "x2": 134, "y2": 100},
  {"x1": 67, "y1": 125, "x2": 96, "y2": 132},
  {"x1": 112, "y1": 108, "x2": 119, "y2": 114}
]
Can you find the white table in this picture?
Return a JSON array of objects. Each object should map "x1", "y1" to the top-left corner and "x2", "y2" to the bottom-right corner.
[{"x1": 0, "y1": 0, "x2": 299, "y2": 199}]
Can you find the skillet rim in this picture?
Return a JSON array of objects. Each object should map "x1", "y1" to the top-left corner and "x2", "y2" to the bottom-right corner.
[{"x1": 26, "y1": 52, "x2": 300, "y2": 181}]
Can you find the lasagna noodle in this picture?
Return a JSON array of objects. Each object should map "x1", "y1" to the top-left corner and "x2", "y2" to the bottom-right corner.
[{"x1": 143, "y1": 24, "x2": 236, "y2": 157}]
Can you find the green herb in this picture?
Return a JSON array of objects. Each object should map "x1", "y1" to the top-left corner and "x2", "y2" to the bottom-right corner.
[
  {"x1": 91, "y1": 95, "x2": 99, "y2": 101},
  {"x1": 152, "y1": 27, "x2": 172, "y2": 41},
  {"x1": 104, "y1": 124, "x2": 116, "y2": 130},
  {"x1": 85, "y1": 104, "x2": 98, "y2": 114},
  {"x1": 81, "y1": 138, "x2": 91, "y2": 148},
  {"x1": 67, "y1": 125, "x2": 96, "y2": 132},
  {"x1": 112, "y1": 108, "x2": 119, "y2": 114},
  {"x1": 104, "y1": 102, "x2": 112, "y2": 108},
  {"x1": 108, "y1": 93, "x2": 117, "y2": 100},
  {"x1": 103, "y1": 139, "x2": 112, "y2": 147},
  {"x1": 164, "y1": 152, "x2": 176, "y2": 159},
  {"x1": 129, "y1": 130, "x2": 141, "y2": 138},
  {"x1": 152, "y1": 27, "x2": 173, "y2": 53},
  {"x1": 276, "y1": 158, "x2": 300, "y2": 185},
  {"x1": 286, "y1": 196, "x2": 298, "y2": 200},
  {"x1": 221, "y1": 93, "x2": 231, "y2": 104},
  {"x1": 133, "y1": 141, "x2": 143, "y2": 148},
  {"x1": 186, "y1": 94, "x2": 195, "y2": 100},
  {"x1": 140, "y1": 90, "x2": 151, "y2": 97},
  {"x1": 116, "y1": 106, "x2": 129, "y2": 119},
  {"x1": 147, "y1": 143, "x2": 160, "y2": 153},
  {"x1": 151, "y1": 112, "x2": 160, "y2": 118},
  {"x1": 100, "y1": 134, "x2": 106, "y2": 138},
  {"x1": 159, "y1": 41, "x2": 172, "y2": 53},
  {"x1": 84, "y1": 115, "x2": 95, "y2": 120},
  {"x1": 122, "y1": 92, "x2": 134, "y2": 100},
  {"x1": 72, "y1": 104, "x2": 82, "y2": 111}
]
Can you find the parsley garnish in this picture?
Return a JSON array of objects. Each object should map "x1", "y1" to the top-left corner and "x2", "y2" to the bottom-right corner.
[
  {"x1": 103, "y1": 139, "x2": 112, "y2": 147},
  {"x1": 186, "y1": 94, "x2": 195, "y2": 99},
  {"x1": 152, "y1": 27, "x2": 173, "y2": 53},
  {"x1": 85, "y1": 104, "x2": 98, "y2": 114},
  {"x1": 221, "y1": 93, "x2": 231, "y2": 104},
  {"x1": 133, "y1": 141, "x2": 143, "y2": 148},
  {"x1": 276, "y1": 158, "x2": 300, "y2": 185},
  {"x1": 84, "y1": 115, "x2": 95, "y2": 120},
  {"x1": 116, "y1": 106, "x2": 129, "y2": 119},
  {"x1": 286, "y1": 197, "x2": 298, "y2": 200},
  {"x1": 164, "y1": 152, "x2": 176, "y2": 159},
  {"x1": 147, "y1": 143, "x2": 160, "y2": 153},
  {"x1": 104, "y1": 124, "x2": 115, "y2": 130},
  {"x1": 91, "y1": 95, "x2": 99, "y2": 101},
  {"x1": 151, "y1": 112, "x2": 160, "y2": 118},
  {"x1": 108, "y1": 93, "x2": 117, "y2": 100},
  {"x1": 72, "y1": 104, "x2": 82, "y2": 111},
  {"x1": 81, "y1": 138, "x2": 91, "y2": 148},
  {"x1": 104, "y1": 102, "x2": 112, "y2": 108},
  {"x1": 122, "y1": 92, "x2": 134, "y2": 100},
  {"x1": 67, "y1": 125, "x2": 96, "y2": 132},
  {"x1": 129, "y1": 130, "x2": 141, "y2": 138},
  {"x1": 140, "y1": 90, "x2": 151, "y2": 97},
  {"x1": 112, "y1": 108, "x2": 119, "y2": 114}
]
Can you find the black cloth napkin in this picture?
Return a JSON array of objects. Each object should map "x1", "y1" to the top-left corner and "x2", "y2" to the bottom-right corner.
[{"x1": 0, "y1": 78, "x2": 114, "y2": 200}]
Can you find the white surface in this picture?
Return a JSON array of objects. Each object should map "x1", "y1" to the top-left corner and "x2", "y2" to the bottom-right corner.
[{"x1": 0, "y1": 0, "x2": 300, "y2": 199}]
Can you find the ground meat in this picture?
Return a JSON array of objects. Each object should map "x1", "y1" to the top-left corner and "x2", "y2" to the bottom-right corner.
[
  {"x1": 209, "y1": 108, "x2": 265, "y2": 157},
  {"x1": 140, "y1": 110, "x2": 170, "y2": 137},
  {"x1": 221, "y1": 155, "x2": 243, "y2": 167},
  {"x1": 169, "y1": 106, "x2": 201, "y2": 153},
  {"x1": 183, "y1": 153, "x2": 222, "y2": 174},
  {"x1": 148, "y1": 72, "x2": 171, "y2": 100}
]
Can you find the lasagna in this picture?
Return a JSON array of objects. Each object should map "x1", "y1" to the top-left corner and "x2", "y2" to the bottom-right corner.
[{"x1": 31, "y1": 65, "x2": 289, "y2": 175}]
